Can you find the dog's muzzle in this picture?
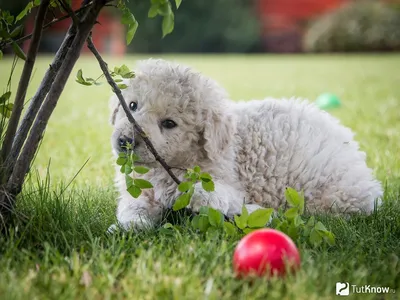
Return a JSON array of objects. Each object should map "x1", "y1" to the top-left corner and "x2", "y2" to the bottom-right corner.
[{"x1": 118, "y1": 135, "x2": 134, "y2": 152}]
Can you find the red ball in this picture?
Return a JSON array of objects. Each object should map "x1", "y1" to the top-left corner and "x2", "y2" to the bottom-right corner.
[{"x1": 233, "y1": 229, "x2": 301, "y2": 278}]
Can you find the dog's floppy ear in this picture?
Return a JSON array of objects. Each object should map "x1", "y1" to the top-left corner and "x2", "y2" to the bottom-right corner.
[
  {"x1": 109, "y1": 95, "x2": 120, "y2": 125},
  {"x1": 203, "y1": 106, "x2": 236, "y2": 161}
]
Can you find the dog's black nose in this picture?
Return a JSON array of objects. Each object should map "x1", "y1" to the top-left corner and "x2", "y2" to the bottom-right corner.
[{"x1": 118, "y1": 136, "x2": 133, "y2": 151}]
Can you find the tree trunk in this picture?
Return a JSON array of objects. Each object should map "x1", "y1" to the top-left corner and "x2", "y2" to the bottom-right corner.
[{"x1": 0, "y1": 0, "x2": 110, "y2": 223}]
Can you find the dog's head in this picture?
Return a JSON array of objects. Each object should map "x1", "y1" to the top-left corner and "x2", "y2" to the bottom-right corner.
[{"x1": 110, "y1": 59, "x2": 236, "y2": 168}]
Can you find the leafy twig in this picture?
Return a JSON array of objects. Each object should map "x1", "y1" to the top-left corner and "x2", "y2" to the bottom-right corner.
[{"x1": 86, "y1": 36, "x2": 181, "y2": 185}]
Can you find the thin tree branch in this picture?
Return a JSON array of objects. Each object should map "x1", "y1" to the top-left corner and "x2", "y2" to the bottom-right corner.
[
  {"x1": 5, "y1": 25, "x2": 77, "y2": 179},
  {"x1": 86, "y1": 37, "x2": 182, "y2": 186},
  {"x1": 0, "y1": 2, "x2": 92, "y2": 51},
  {"x1": 57, "y1": 0, "x2": 79, "y2": 27},
  {"x1": 1, "y1": 0, "x2": 50, "y2": 177},
  {"x1": 8, "y1": 0, "x2": 110, "y2": 195}
]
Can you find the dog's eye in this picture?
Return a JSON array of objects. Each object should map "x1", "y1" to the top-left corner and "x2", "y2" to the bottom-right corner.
[
  {"x1": 129, "y1": 102, "x2": 137, "y2": 111},
  {"x1": 161, "y1": 119, "x2": 177, "y2": 129}
]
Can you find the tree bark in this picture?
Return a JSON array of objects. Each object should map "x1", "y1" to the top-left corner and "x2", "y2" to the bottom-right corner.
[
  {"x1": 6, "y1": 26, "x2": 76, "y2": 182},
  {"x1": 6, "y1": 0, "x2": 110, "y2": 202},
  {"x1": 1, "y1": 0, "x2": 50, "y2": 174}
]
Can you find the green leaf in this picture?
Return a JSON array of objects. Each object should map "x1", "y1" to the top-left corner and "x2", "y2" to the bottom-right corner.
[
  {"x1": 323, "y1": 231, "x2": 336, "y2": 246},
  {"x1": 242, "y1": 205, "x2": 249, "y2": 219},
  {"x1": 162, "y1": 12, "x2": 174, "y2": 38},
  {"x1": 118, "y1": 84, "x2": 128, "y2": 89},
  {"x1": 190, "y1": 172, "x2": 198, "y2": 181},
  {"x1": 0, "y1": 103, "x2": 13, "y2": 118},
  {"x1": 157, "y1": 2, "x2": 170, "y2": 16},
  {"x1": 0, "y1": 91, "x2": 11, "y2": 104},
  {"x1": 76, "y1": 69, "x2": 84, "y2": 81},
  {"x1": 134, "y1": 166, "x2": 149, "y2": 174},
  {"x1": 200, "y1": 172, "x2": 212, "y2": 182},
  {"x1": 116, "y1": 156, "x2": 127, "y2": 166},
  {"x1": 148, "y1": 5, "x2": 158, "y2": 18},
  {"x1": 173, "y1": 193, "x2": 190, "y2": 211},
  {"x1": 175, "y1": 0, "x2": 182, "y2": 9},
  {"x1": 197, "y1": 215, "x2": 210, "y2": 233},
  {"x1": 115, "y1": 65, "x2": 135, "y2": 78},
  {"x1": 11, "y1": 42, "x2": 26, "y2": 60},
  {"x1": 10, "y1": 25, "x2": 23, "y2": 38},
  {"x1": 234, "y1": 206, "x2": 249, "y2": 229},
  {"x1": 285, "y1": 187, "x2": 301, "y2": 207},
  {"x1": 163, "y1": 223, "x2": 173, "y2": 229},
  {"x1": 126, "y1": 21, "x2": 138, "y2": 45},
  {"x1": 314, "y1": 221, "x2": 328, "y2": 232},
  {"x1": 193, "y1": 166, "x2": 201, "y2": 173},
  {"x1": 0, "y1": 50, "x2": 3, "y2": 60},
  {"x1": 207, "y1": 226, "x2": 219, "y2": 236},
  {"x1": 75, "y1": 69, "x2": 92, "y2": 86},
  {"x1": 1, "y1": 10, "x2": 14, "y2": 25},
  {"x1": 120, "y1": 164, "x2": 125, "y2": 173},
  {"x1": 224, "y1": 222, "x2": 237, "y2": 236},
  {"x1": 125, "y1": 175, "x2": 133, "y2": 187},
  {"x1": 287, "y1": 224, "x2": 299, "y2": 240},
  {"x1": 178, "y1": 181, "x2": 192, "y2": 193},
  {"x1": 16, "y1": 2, "x2": 34, "y2": 22},
  {"x1": 293, "y1": 215, "x2": 305, "y2": 227},
  {"x1": 284, "y1": 207, "x2": 298, "y2": 220},
  {"x1": 271, "y1": 216, "x2": 281, "y2": 228},
  {"x1": 121, "y1": 7, "x2": 134, "y2": 25},
  {"x1": 0, "y1": 29, "x2": 10, "y2": 39},
  {"x1": 275, "y1": 220, "x2": 289, "y2": 233},
  {"x1": 198, "y1": 206, "x2": 209, "y2": 216},
  {"x1": 134, "y1": 179, "x2": 153, "y2": 189},
  {"x1": 309, "y1": 228, "x2": 322, "y2": 246},
  {"x1": 191, "y1": 215, "x2": 200, "y2": 228},
  {"x1": 201, "y1": 180, "x2": 214, "y2": 192},
  {"x1": 208, "y1": 207, "x2": 223, "y2": 227},
  {"x1": 127, "y1": 185, "x2": 142, "y2": 198},
  {"x1": 285, "y1": 187, "x2": 305, "y2": 214},
  {"x1": 234, "y1": 214, "x2": 247, "y2": 230},
  {"x1": 124, "y1": 164, "x2": 132, "y2": 175},
  {"x1": 305, "y1": 216, "x2": 315, "y2": 228},
  {"x1": 7, "y1": 15, "x2": 14, "y2": 24},
  {"x1": 247, "y1": 208, "x2": 274, "y2": 228},
  {"x1": 120, "y1": 7, "x2": 138, "y2": 45},
  {"x1": 49, "y1": 0, "x2": 58, "y2": 8}
]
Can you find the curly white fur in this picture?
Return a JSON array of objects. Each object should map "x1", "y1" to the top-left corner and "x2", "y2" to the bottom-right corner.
[{"x1": 109, "y1": 59, "x2": 382, "y2": 230}]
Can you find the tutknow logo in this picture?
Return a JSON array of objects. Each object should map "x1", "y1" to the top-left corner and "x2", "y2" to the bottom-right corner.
[
  {"x1": 336, "y1": 282, "x2": 350, "y2": 296},
  {"x1": 336, "y1": 282, "x2": 395, "y2": 296}
]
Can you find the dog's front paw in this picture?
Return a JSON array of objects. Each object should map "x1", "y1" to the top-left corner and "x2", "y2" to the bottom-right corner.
[
  {"x1": 188, "y1": 183, "x2": 229, "y2": 215},
  {"x1": 116, "y1": 213, "x2": 155, "y2": 232},
  {"x1": 107, "y1": 223, "x2": 119, "y2": 234}
]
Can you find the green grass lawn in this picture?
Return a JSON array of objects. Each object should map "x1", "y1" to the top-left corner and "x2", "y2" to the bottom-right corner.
[{"x1": 0, "y1": 54, "x2": 400, "y2": 299}]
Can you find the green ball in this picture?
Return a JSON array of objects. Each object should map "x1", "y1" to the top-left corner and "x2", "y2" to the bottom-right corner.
[{"x1": 315, "y1": 93, "x2": 341, "y2": 110}]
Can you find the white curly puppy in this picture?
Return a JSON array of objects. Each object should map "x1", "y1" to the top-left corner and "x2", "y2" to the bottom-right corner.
[{"x1": 109, "y1": 58, "x2": 382, "y2": 230}]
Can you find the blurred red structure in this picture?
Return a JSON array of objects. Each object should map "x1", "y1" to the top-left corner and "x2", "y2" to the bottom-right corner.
[
  {"x1": 24, "y1": 0, "x2": 126, "y2": 55},
  {"x1": 257, "y1": 0, "x2": 348, "y2": 52}
]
